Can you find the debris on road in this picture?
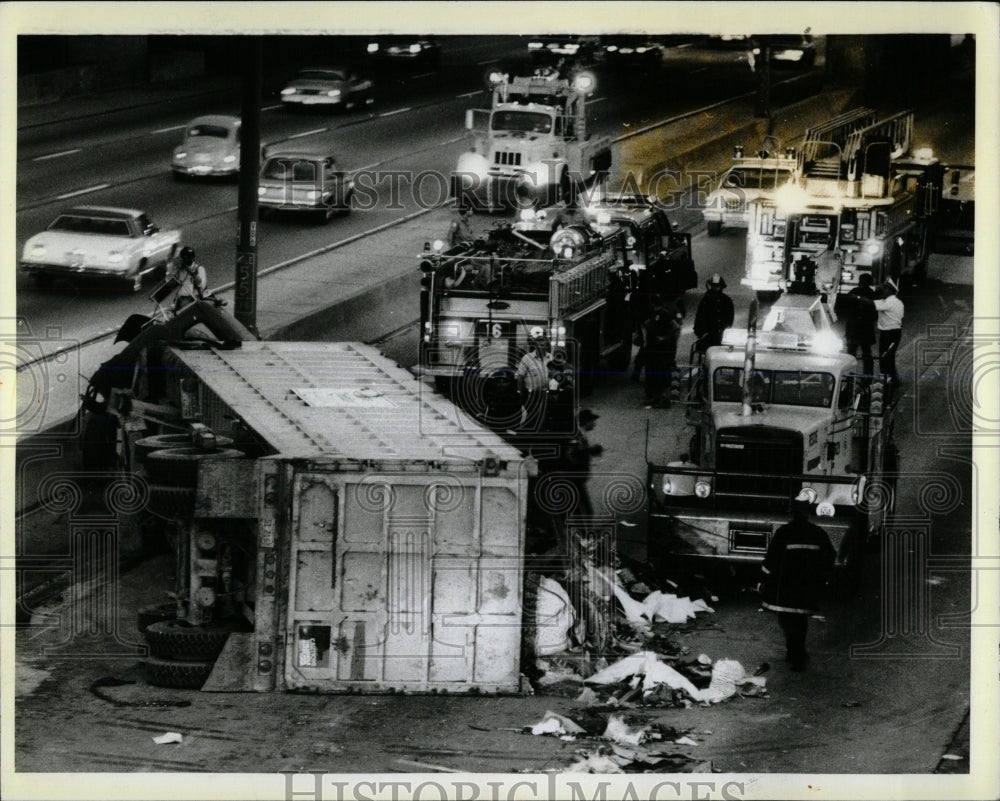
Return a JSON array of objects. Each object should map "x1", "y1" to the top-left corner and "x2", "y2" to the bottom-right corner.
[
  {"x1": 152, "y1": 732, "x2": 183, "y2": 745},
  {"x1": 529, "y1": 710, "x2": 586, "y2": 737}
]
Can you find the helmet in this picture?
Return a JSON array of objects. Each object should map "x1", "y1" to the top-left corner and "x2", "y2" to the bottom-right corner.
[
  {"x1": 179, "y1": 246, "x2": 196, "y2": 266},
  {"x1": 706, "y1": 273, "x2": 727, "y2": 290}
]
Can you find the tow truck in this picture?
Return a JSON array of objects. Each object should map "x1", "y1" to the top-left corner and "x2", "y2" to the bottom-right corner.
[
  {"x1": 452, "y1": 68, "x2": 612, "y2": 211},
  {"x1": 417, "y1": 211, "x2": 631, "y2": 435},
  {"x1": 646, "y1": 285, "x2": 898, "y2": 594},
  {"x1": 742, "y1": 108, "x2": 943, "y2": 303}
]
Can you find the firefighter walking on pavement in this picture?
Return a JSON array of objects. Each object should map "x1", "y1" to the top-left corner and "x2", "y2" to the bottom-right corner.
[
  {"x1": 760, "y1": 490, "x2": 836, "y2": 671},
  {"x1": 694, "y1": 273, "x2": 735, "y2": 352}
]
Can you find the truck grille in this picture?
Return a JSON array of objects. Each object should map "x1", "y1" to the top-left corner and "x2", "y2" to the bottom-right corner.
[
  {"x1": 715, "y1": 426, "x2": 803, "y2": 502},
  {"x1": 493, "y1": 151, "x2": 522, "y2": 166}
]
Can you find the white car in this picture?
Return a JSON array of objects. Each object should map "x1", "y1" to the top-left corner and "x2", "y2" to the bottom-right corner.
[
  {"x1": 703, "y1": 155, "x2": 797, "y2": 236},
  {"x1": 20, "y1": 206, "x2": 181, "y2": 292},
  {"x1": 172, "y1": 115, "x2": 241, "y2": 179}
]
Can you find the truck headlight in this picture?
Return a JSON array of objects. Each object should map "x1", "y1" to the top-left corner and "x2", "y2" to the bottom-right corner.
[
  {"x1": 367, "y1": 43, "x2": 379, "y2": 53},
  {"x1": 662, "y1": 477, "x2": 673, "y2": 494},
  {"x1": 174, "y1": 150, "x2": 187, "y2": 160},
  {"x1": 257, "y1": 187, "x2": 267, "y2": 196},
  {"x1": 864, "y1": 242, "x2": 882, "y2": 256},
  {"x1": 811, "y1": 329, "x2": 843, "y2": 355},
  {"x1": 694, "y1": 480, "x2": 712, "y2": 499},
  {"x1": 409, "y1": 44, "x2": 422, "y2": 54},
  {"x1": 281, "y1": 87, "x2": 296, "y2": 96},
  {"x1": 326, "y1": 89, "x2": 342, "y2": 98},
  {"x1": 816, "y1": 502, "x2": 835, "y2": 517},
  {"x1": 797, "y1": 487, "x2": 818, "y2": 504},
  {"x1": 456, "y1": 152, "x2": 489, "y2": 182}
]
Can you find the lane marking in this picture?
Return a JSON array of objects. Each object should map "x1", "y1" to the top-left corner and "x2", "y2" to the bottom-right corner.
[
  {"x1": 262, "y1": 104, "x2": 283, "y2": 112},
  {"x1": 378, "y1": 106, "x2": 412, "y2": 118},
  {"x1": 412, "y1": 72, "x2": 436, "y2": 80},
  {"x1": 690, "y1": 67, "x2": 710, "y2": 76},
  {"x1": 589, "y1": 96, "x2": 606, "y2": 105},
  {"x1": 56, "y1": 183, "x2": 109, "y2": 200},
  {"x1": 151, "y1": 124, "x2": 187, "y2": 134},
  {"x1": 476, "y1": 58, "x2": 500, "y2": 66},
  {"x1": 33, "y1": 149, "x2": 81, "y2": 161},
  {"x1": 456, "y1": 90, "x2": 484, "y2": 99},
  {"x1": 289, "y1": 127, "x2": 328, "y2": 139}
]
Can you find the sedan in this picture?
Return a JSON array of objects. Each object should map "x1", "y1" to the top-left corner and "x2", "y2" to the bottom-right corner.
[
  {"x1": 20, "y1": 206, "x2": 181, "y2": 292},
  {"x1": 171, "y1": 114, "x2": 241, "y2": 180},
  {"x1": 279, "y1": 67, "x2": 374, "y2": 111},
  {"x1": 257, "y1": 147, "x2": 354, "y2": 223},
  {"x1": 366, "y1": 37, "x2": 441, "y2": 70},
  {"x1": 602, "y1": 35, "x2": 665, "y2": 70}
]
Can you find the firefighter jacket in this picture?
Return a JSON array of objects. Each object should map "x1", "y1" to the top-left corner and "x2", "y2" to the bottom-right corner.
[
  {"x1": 840, "y1": 285, "x2": 877, "y2": 346},
  {"x1": 760, "y1": 516, "x2": 836, "y2": 614},
  {"x1": 694, "y1": 290, "x2": 735, "y2": 340}
]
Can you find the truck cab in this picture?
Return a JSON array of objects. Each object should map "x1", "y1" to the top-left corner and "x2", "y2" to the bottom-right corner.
[{"x1": 647, "y1": 308, "x2": 896, "y2": 590}]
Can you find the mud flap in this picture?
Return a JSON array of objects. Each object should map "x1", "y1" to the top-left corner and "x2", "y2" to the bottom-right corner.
[{"x1": 201, "y1": 632, "x2": 253, "y2": 691}]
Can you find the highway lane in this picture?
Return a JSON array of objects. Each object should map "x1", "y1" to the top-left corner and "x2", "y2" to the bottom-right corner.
[{"x1": 15, "y1": 46, "x2": 768, "y2": 349}]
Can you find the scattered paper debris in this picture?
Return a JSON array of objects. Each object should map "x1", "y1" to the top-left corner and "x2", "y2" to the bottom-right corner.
[
  {"x1": 675, "y1": 736, "x2": 699, "y2": 746},
  {"x1": 534, "y1": 577, "x2": 576, "y2": 657},
  {"x1": 941, "y1": 754, "x2": 964, "y2": 761},
  {"x1": 603, "y1": 714, "x2": 649, "y2": 746},
  {"x1": 530, "y1": 710, "x2": 586, "y2": 737},
  {"x1": 565, "y1": 752, "x2": 625, "y2": 773},
  {"x1": 575, "y1": 687, "x2": 601, "y2": 705},
  {"x1": 152, "y1": 732, "x2": 183, "y2": 745}
]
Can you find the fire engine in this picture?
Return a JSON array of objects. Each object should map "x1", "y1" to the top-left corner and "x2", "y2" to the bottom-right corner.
[
  {"x1": 452, "y1": 68, "x2": 612, "y2": 211},
  {"x1": 742, "y1": 108, "x2": 943, "y2": 303},
  {"x1": 417, "y1": 212, "x2": 631, "y2": 435},
  {"x1": 646, "y1": 290, "x2": 898, "y2": 594}
]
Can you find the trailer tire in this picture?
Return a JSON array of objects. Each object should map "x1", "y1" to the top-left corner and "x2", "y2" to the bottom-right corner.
[
  {"x1": 137, "y1": 602, "x2": 177, "y2": 634},
  {"x1": 144, "y1": 447, "x2": 244, "y2": 487},
  {"x1": 144, "y1": 620, "x2": 232, "y2": 662},
  {"x1": 146, "y1": 484, "x2": 197, "y2": 520},
  {"x1": 135, "y1": 434, "x2": 234, "y2": 466},
  {"x1": 142, "y1": 655, "x2": 214, "y2": 690}
]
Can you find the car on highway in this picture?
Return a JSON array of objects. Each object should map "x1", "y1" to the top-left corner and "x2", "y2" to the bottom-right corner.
[
  {"x1": 526, "y1": 35, "x2": 601, "y2": 65},
  {"x1": 19, "y1": 206, "x2": 182, "y2": 292},
  {"x1": 279, "y1": 66, "x2": 375, "y2": 111},
  {"x1": 366, "y1": 36, "x2": 441, "y2": 70},
  {"x1": 602, "y1": 35, "x2": 665, "y2": 70},
  {"x1": 171, "y1": 114, "x2": 241, "y2": 180},
  {"x1": 766, "y1": 33, "x2": 817, "y2": 69},
  {"x1": 257, "y1": 146, "x2": 354, "y2": 223}
]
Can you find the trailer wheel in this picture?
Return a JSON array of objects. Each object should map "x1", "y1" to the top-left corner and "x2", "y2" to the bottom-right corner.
[
  {"x1": 134, "y1": 433, "x2": 234, "y2": 466},
  {"x1": 707, "y1": 221, "x2": 722, "y2": 237},
  {"x1": 137, "y1": 602, "x2": 177, "y2": 634},
  {"x1": 142, "y1": 655, "x2": 214, "y2": 690},
  {"x1": 144, "y1": 447, "x2": 244, "y2": 487},
  {"x1": 144, "y1": 619, "x2": 232, "y2": 662},
  {"x1": 146, "y1": 484, "x2": 197, "y2": 520}
]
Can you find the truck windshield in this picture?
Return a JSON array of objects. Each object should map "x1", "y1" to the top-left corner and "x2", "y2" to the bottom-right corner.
[
  {"x1": 723, "y1": 167, "x2": 794, "y2": 190},
  {"x1": 713, "y1": 367, "x2": 835, "y2": 408},
  {"x1": 491, "y1": 111, "x2": 553, "y2": 134}
]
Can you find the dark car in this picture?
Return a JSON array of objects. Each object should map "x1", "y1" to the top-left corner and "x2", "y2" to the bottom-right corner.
[
  {"x1": 602, "y1": 35, "x2": 665, "y2": 70},
  {"x1": 526, "y1": 35, "x2": 601, "y2": 65},
  {"x1": 366, "y1": 36, "x2": 441, "y2": 70},
  {"x1": 280, "y1": 67, "x2": 375, "y2": 112},
  {"x1": 257, "y1": 147, "x2": 354, "y2": 223}
]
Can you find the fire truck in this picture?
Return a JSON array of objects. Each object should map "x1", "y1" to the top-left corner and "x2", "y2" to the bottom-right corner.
[
  {"x1": 417, "y1": 213, "x2": 631, "y2": 435},
  {"x1": 646, "y1": 292, "x2": 898, "y2": 594},
  {"x1": 452, "y1": 68, "x2": 613, "y2": 211},
  {"x1": 79, "y1": 303, "x2": 531, "y2": 693},
  {"x1": 742, "y1": 108, "x2": 943, "y2": 304}
]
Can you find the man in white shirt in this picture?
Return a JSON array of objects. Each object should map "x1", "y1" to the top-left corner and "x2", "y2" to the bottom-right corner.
[
  {"x1": 170, "y1": 246, "x2": 209, "y2": 313},
  {"x1": 872, "y1": 277, "x2": 904, "y2": 384}
]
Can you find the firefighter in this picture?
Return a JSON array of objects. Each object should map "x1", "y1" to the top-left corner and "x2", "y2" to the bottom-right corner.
[
  {"x1": 516, "y1": 329, "x2": 552, "y2": 423},
  {"x1": 562, "y1": 408, "x2": 603, "y2": 518},
  {"x1": 760, "y1": 491, "x2": 836, "y2": 671},
  {"x1": 694, "y1": 273, "x2": 735, "y2": 352},
  {"x1": 447, "y1": 206, "x2": 475, "y2": 248},
  {"x1": 873, "y1": 277, "x2": 904, "y2": 386},
  {"x1": 643, "y1": 294, "x2": 683, "y2": 408},
  {"x1": 170, "y1": 246, "x2": 209, "y2": 313},
  {"x1": 842, "y1": 273, "x2": 877, "y2": 377}
]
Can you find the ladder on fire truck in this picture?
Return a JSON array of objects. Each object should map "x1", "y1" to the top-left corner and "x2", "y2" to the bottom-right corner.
[{"x1": 798, "y1": 107, "x2": 916, "y2": 185}]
